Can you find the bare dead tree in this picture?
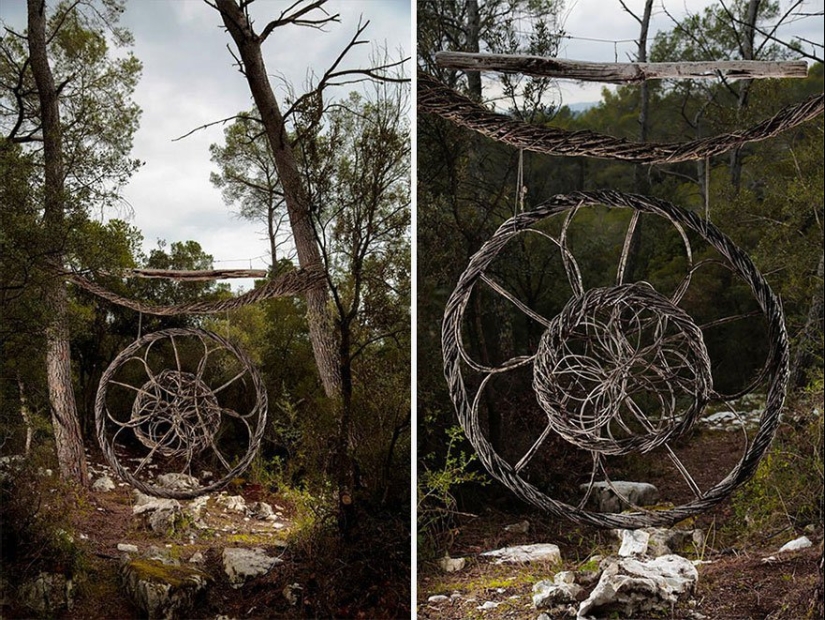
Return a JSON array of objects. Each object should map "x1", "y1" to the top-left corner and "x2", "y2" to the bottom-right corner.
[{"x1": 207, "y1": 0, "x2": 408, "y2": 535}]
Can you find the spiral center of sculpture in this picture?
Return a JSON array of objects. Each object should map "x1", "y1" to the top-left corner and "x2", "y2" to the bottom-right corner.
[
  {"x1": 533, "y1": 283, "x2": 711, "y2": 455},
  {"x1": 131, "y1": 369, "x2": 222, "y2": 457}
]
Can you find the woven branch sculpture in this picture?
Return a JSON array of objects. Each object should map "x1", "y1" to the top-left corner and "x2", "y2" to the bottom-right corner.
[
  {"x1": 79, "y1": 269, "x2": 326, "y2": 498},
  {"x1": 95, "y1": 328, "x2": 268, "y2": 499},
  {"x1": 426, "y1": 64, "x2": 813, "y2": 527}
]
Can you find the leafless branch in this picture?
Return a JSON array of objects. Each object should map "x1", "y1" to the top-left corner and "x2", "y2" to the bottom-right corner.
[
  {"x1": 172, "y1": 113, "x2": 262, "y2": 142},
  {"x1": 259, "y1": 0, "x2": 340, "y2": 43}
]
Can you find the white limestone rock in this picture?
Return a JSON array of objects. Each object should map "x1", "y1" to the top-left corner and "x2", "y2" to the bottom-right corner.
[
  {"x1": 532, "y1": 571, "x2": 585, "y2": 609},
  {"x1": 250, "y1": 501, "x2": 274, "y2": 520},
  {"x1": 581, "y1": 481, "x2": 659, "y2": 513},
  {"x1": 778, "y1": 536, "x2": 812, "y2": 553},
  {"x1": 92, "y1": 475, "x2": 116, "y2": 492},
  {"x1": 222, "y1": 547, "x2": 282, "y2": 588},
  {"x1": 427, "y1": 594, "x2": 450, "y2": 604},
  {"x1": 117, "y1": 543, "x2": 139, "y2": 554},
  {"x1": 120, "y1": 559, "x2": 209, "y2": 619},
  {"x1": 218, "y1": 494, "x2": 248, "y2": 514},
  {"x1": 438, "y1": 556, "x2": 466, "y2": 573},
  {"x1": 578, "y1": 554, "x2": 697, "y2": 619},
  {"x1": 156, "y1": 473, "x2": 201, "y2": 492},
  {"x1": 480, "y1": 543, "x2": 561, "y2": 564},
  {"x1": 618, "y1": 529, "x2": 650, "y2": 557}
]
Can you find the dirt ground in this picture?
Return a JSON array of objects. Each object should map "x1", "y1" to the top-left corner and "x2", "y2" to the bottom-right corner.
[
  {"x1": 417, "y1": 409, "x2": 824, "y2": 620},
  {"x1": 1, "y1": 450, "x2": 410, "y2": 619}
]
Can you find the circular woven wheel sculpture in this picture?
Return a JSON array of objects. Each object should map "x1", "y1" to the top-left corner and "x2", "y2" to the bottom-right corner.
[
  {"x1": 442, "y1": 190, "x2": 789, "y2": 528},
  {"x1": 95, "y1": 328, "x2": 267, "y2": 499}
]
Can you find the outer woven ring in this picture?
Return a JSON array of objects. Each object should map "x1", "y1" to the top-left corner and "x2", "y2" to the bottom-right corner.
[
  {"x1": 95, "y1": 327, "x2": 268, "y2": 500},
  {"x1": 441, "y1": 190, "x2": 789, "y2": 528}
]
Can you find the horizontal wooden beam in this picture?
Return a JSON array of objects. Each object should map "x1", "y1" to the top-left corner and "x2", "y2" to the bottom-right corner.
[
  {"x1": 435, "y1": 52, "x2": 809, "y2": 83},
  {"x1": 119, "y1": 268, "x2": 269, "y2": 281}
]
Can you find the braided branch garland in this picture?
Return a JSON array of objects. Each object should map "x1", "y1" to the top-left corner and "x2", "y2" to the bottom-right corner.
[
  {"x1": 419, "y1": 71, "x2": 824, "y2": 163},
  {"x1": 70, "y1": 266, "x2": 326, "y2": 316},
  {"x1": 442, "y1": 190, "x2": 789, "y2": 528},
  {"x1": 96, "y1": 328, "x2": 267, "y2": 500}
]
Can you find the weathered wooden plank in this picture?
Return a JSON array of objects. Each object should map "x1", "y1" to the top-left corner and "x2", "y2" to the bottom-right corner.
[
  {"x1": 434, "y1": 52, "x2": 809, "y2": 83},
  {"x1": 120, "y1": 268, "x2": 269, "y2": 281}
]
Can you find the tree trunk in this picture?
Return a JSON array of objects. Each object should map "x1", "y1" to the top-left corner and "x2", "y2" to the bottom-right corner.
[
  {"x1": 27, "y1": 0, "x2": 88, "y2": 486},
  {"x1": 465, "y1": 0, "x2": 482, "y2": 101},
  {"x1": 213, "y1": 0, "x2": 351, "y2": 535},
  {"x1": 730, "y1": 0, "x2": 761, "y2": 192},
  {"x1": 214, "y1": 0, "x2": 341, "y2": 400}
]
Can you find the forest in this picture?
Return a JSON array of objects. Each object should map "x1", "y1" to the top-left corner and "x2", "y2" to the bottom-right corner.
[
  {"x1": 1, "y1": 0, "x2": 409, "y2": 618},
  {"x1": 417, "y1": 1, "x2": 823, "y2": 618}
]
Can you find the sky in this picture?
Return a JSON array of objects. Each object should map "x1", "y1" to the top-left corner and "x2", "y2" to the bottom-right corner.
[{"x1": 1, "y1": 0, "x2": 822, "y2": 290}]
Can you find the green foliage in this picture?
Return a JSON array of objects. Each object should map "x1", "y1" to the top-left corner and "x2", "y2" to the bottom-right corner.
[
  {"x1": 0, "y1": 447, "x2": 91, "y2": 583},
  {"x1": 723, "y1": 393, "x2": 824, "y2": 546},
  {"x1": 418, "y1": 426, "x2": 488, "y2": 559}
]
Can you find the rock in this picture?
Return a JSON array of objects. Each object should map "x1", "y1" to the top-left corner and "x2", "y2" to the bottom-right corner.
[
  {"x1": 618, "y1": 529, "x2": 650, "y2": 557},
  {"x1": 134, "y1": 498, "x2": 183, "y2": 534},
  {"x1": 504, "y1": 520, "x2": 530, "y2": 534},
  {"x1": 188, "y1": 551, "x2": 205, "y2": 564},
  {"x1": 250, "y1": 501, "x2": 274, "y2": 520},
  {"x1": 222, "y1": 547, "x2": 282, "y2": 588},
  {"x1": 156, "y1": 473, "x2": 200, "y2": 492},
  {"x1": 92, "y1": 475, "x2": 116, "y2": 492},
  {"x1": 480, "y1": 543, "x2": 561, "y2": 564},
  {"x1": 578, "y1": 554, "x2": 697, "y2": 619},
  {"x1": 778, "y1": 536, "x2": 812, "y2": 553},
  {"x1": 217, "y1": 494, "x2": 247, "y2": 514},
  {"x1": 476, "y1": 601, "x2": 500, "y2": 610},
  {"x1": 283, "y1": 582, "x2": 302, "y2": 606},
  {"x1": 118, "y1": 543, "x2": 139, "y2": 554},
  {"x1": 134, "y1": 497, "x2": 181, "y2": 515},
  {"x1": 145, "y1": 545, "x2": 179, "y2": 565},
  {"x1": 532, "y1": 571, "x2": 585, "y2": 609},
  {"x1": 438, "y1": 556, "x2": 466, "y2": 573},
  {"x1": 581, "y1": 481, "x2": 659, "y2": 512},
  {"x1": 120, "y1": 558, "x2": 209, "y2": 619},
  {"x1": 19, "y1": 572, "x2": 74, "y2": 614},
  {"x1": 186, "y1": 495, "x2": 210, "y2": 520},
  {"x1": 427, "y1": 594, "x2": 450, "y2": 604},
  {"x1": 646, "y1": 528, "x2": 704, "y2": 557}
]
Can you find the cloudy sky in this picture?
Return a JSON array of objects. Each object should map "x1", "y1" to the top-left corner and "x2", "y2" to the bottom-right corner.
[{"x1": 1, "y1": 0, "x2": 822, "y2": 290}]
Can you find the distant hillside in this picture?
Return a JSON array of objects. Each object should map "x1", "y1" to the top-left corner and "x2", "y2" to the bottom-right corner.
[{"x1": 565, "y1": 101, "x2": 599, "y2": 114}]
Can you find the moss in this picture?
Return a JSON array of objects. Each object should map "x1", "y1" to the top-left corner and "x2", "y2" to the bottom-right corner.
[
  {"x1": 125, "y1": 559, "x2": 208, "y2": 588},
  {"x1": 225, "y1": 532, "x2": 281, "y2": 545}
]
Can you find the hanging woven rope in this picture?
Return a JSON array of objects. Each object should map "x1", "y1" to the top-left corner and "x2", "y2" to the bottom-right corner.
[
  {"x1": 69, "y1": 266, "x2": 325, "y2": 316},
  {"x1": 442, "y1": 190, "x2": 789, "y2": 528},
  {"x1": 418, "y1": 71, "x2": 823, "y2": 163}
]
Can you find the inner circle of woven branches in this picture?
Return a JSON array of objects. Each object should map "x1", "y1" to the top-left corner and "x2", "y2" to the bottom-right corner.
[
  {"x1": 442, "y1": 190, "x2": 789, "y2": 529},
  {"x1": 534, "y1": 283, "x2": 711, "y2": 456},
  {"x1": 95, "y1": 328, "x2": 267, "y2": 499},
  {"x1": 131, "y1": 369, "x2": 223, "y2": 457}
]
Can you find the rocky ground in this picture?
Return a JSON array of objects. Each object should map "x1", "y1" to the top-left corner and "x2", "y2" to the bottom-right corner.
[
  {"x1": 1, "y1": 451, "x2": 410, "y2": 619},
  {"x1": 418, "y1": 396, "x2": 824, "y2": 619}
]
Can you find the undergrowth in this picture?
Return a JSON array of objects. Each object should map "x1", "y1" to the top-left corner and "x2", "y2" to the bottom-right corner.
[{"x1": 721, "y1": 388, "x2": 824, "y2": 548}]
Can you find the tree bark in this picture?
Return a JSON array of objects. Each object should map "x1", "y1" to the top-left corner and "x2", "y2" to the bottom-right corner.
[
  {"x1": 213, "y1": 0, "x2": 352, "y2": 535},
  {"x1": 214, "y1": 0, "x2": 342, "y2": 400},
  {"x1": 27, "y1": 0, "x2": 88, "y2": 485},
  {"x1": 465, "y1": 0, "x2": 482, "y2": 100},
  {"x1": 730, "y1": 0, "x2": 761, "y2": 192}
]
